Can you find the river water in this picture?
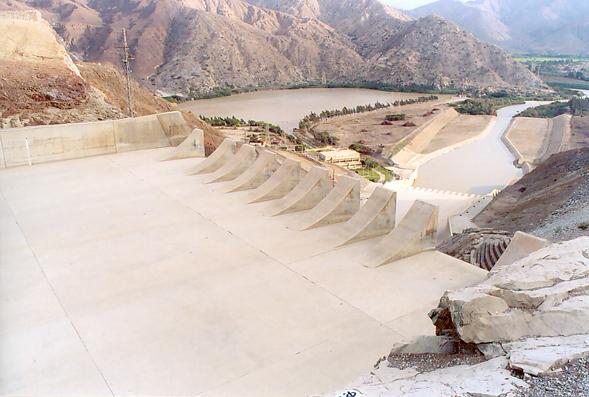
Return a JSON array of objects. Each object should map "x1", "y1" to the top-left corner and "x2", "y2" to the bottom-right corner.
[
  {"x1": 414, "y1": 102, "x2": 549, "y2": 195},
  {"x1": 179, "y1": 88, "x2": 425, "y2": 133}
]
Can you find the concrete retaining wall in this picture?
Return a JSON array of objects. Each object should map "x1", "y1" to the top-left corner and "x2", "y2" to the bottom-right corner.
[
  {"x1": 0, "y1": 111, "x2": 190, "y2": 168},
  {"x1": 393, "y1": 108, "x2": 460, "y2": 166}
]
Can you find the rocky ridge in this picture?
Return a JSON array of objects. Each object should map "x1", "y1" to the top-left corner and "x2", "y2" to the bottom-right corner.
[{"x1": 0, "y1": 0, "x2": 543, "y2": 96}]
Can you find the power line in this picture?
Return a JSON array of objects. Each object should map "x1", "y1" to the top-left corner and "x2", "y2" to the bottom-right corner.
[{"x1": 118, "y1": 28, "x2": 135, "y2": 118}]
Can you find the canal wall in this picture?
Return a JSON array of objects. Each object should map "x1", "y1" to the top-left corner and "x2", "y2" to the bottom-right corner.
[
  {"x1": 0, "y1": 112, "x2": 192, "y2": 168},
  {"x1": 502, "y1": 114, "x2": 571, "y2": 174}
]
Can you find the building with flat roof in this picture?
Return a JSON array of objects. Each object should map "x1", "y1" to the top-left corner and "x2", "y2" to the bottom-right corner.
[{"x1": 319, "y1": 149, "x2": 362, "y2": 170}]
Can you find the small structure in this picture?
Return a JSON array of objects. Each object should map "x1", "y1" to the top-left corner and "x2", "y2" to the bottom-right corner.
[{"x1": 318, "y1": 149, "x2": 362, "y2": 170}]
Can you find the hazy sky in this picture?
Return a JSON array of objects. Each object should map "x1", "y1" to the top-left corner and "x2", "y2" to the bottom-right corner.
[{"x1": 383, "y1": 0, "x2": 466, "y2": 10}]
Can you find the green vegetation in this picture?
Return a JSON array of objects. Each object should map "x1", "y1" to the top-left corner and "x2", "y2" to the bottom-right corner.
[
  {"x1": 547, "y1": 80, "x2": 589, "y2": 91},
  {"x1": 449, "y1": 91, "x2": 573, "y2": 115},
  {"x1": 516, "y1": 97, "x2": 589, "y2": 118},
  {"x1": 516, "y1": 102, "x2": 570, "y2": 118},
  {"x1": 355, "y1": 157, "x2": 393, "y2": 183},
  {"x1": 515, "y1": 55, "x2": 589, "y2": 63},
  {"x1": 312, "y1": 130, "x2": 339, "y2": 145},
  {"x1": 385, "y1": 113, "x2": 406, "y2": 121},
  {"x1": 348, "y1": 142, "x2": 373, "y2": 155},
  {"x1": 451, "y1": 98, "x2": 526, "y2": 115},
  {"x1": 199, "y1": 115, "x2": 284, "y2": 134},
  {"x1": 298, "y1": 95, "x2": 438, "y2": 131}
]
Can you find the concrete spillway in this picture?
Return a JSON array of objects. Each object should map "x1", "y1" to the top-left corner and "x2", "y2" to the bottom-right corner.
[{"x1": 0, "y1": 141, "x2": 488, "y2": 397}]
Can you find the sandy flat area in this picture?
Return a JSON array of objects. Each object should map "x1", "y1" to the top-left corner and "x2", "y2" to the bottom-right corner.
[
  {"x1": 311, "y1": 99, "x2": 452, "y2": 150},
  {"x1": 422, "y1": 115, "x2": 494, "y2": 154}
]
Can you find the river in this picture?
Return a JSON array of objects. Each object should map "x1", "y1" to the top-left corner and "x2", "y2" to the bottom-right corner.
[
  {"x1": 414, "y1": 102, "x2": 549, "y2": 195},
  {"x1": 179, "y1": 88, "x2": 426, "y2": 133}
]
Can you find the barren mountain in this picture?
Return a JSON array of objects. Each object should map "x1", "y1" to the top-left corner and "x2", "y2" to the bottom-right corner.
[
  {"x1": 253, "y1": 0, "x2": 539, "y2": 92},
  {"x1": 412, "y1": 0, "x2": 589, "y2": 55},
  {"x1": 0, "y1": 0, "x2": 542, "y2": 96}
]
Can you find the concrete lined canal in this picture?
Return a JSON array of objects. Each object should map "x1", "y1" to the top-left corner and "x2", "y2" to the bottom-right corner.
[{"x1": 415, "y1": 102, "x2": 549, "y2": 195}]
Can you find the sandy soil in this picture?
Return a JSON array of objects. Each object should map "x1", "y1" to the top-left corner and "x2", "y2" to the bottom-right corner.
[
  {"x1": 309, "y1": 98, "x2": 452, "y2": 151},
  {"x1": 505, "y1": 117, "x2": 551, "y2": 162},
  {"x1": 422, "y1": 115, "x2": 494, "y2": 154}
]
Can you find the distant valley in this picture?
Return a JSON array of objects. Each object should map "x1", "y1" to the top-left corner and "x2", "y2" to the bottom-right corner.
[{"x1": 412, "y1": 0, "x2": 589, "y2": 56}]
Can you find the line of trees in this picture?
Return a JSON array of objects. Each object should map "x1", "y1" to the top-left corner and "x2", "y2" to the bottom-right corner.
[{"x1": 200, "y1": 115, "x2": 284, "y2": 134}]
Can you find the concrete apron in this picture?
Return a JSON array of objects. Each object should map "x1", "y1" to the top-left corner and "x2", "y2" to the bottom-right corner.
[{"x1": 0, "y1": 148, "x2": 487, "y2": 397}]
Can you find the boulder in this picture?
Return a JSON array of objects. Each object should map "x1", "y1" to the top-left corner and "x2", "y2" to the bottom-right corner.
[
  {"x1": 507, "y1": 334, "x2": 589, "y2": 376},
  {"x1": 390, "y1": 335, "x2": 459, "y2": 355},
  {"x1": 431, "y1": 237, "x2": 589, "y2": 344}
]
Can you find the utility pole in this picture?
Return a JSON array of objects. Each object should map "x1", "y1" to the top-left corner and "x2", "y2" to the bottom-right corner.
[{"x1": 119, "y1": 28, "x2": 135, "y2": 118}]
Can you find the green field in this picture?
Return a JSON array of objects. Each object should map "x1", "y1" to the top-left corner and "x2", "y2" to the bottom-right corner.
[{"x1": 515, "y1": 55, "x2": 589, "y2": 62}]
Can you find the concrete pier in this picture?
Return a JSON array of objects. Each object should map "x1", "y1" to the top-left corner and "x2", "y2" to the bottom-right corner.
[
  {"x1": 363, "y1": 200, "x2": 439, "y2": 268},
  {"x1": 189, "y1": 138, "x2": 237, "y2": 175},
  {"x1": 207, "y1": 144, "x2": 257, "y2": 183},
  {"x1": 225, "y1": 150, "x2": 280, "y2": 193},
  {"x1": 248, "y1": 158, "x2": 304, "y2": 203},
  {"x1": 296, "y1": 175, "x2": 361, "y2": 230},
  {"x1": 272, "y1": 166, "x2": 331, "y2": 216},
  {"x1": 336, "y1": 187, "x2": 397, "y2": 246}
]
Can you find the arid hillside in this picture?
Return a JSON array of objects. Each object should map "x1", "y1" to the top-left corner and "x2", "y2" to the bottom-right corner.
[
  {"x1": 0, "y1": 0, "x2": 542, "y2": 96},
  {"x1": 474, "y1": 148, "x2": 589, "y2": 242}
]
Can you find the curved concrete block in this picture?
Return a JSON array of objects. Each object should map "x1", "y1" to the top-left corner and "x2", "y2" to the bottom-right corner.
[
  {"x1": 493, "y1": 231, "x2": 548, "y2": 269},
  {"x1": 189, "y1": 139, "x2": 237, "y2": 175},
  {"x1": 364, "y1": 200, "x2": 438, "y2": 268},
  {"x1": 224, "y1": 150, "x2": 280, "y2": 193},
  {"x1": 272, "y1": 166, "x2": 330, "y2": 216},
  {"x1": 296, "y1": 175, "x2": 361, "y2": 230},
  {"x1": 162, "y1": 128, "x2": 205, "y2": 161},
  {"x1": 248, "y1": 158, "x2": 305, "y2": 203},
  {"x1": 207, "y1": 144, "x2": 257, "y2": 183},
  {"x1": 336, "y1": 187, "x2": 397, "y2": 246}
]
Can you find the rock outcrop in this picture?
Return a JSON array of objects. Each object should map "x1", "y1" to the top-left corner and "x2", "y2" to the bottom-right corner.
[
  {"x1": 431, "y1": 237, "x2": 589, "y2": 344},
  {"x1": 325, "y1": 237, "x2": 589, "y2": 396}
]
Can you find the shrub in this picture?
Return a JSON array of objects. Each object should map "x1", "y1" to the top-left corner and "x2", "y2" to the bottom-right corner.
[{"x1": 385, "y1": 113, "x2": 406, "y2": 121}]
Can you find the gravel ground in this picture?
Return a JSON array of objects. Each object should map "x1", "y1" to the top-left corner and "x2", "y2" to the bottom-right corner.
[
  {"x1": 533, "y1": 176, "x2": 589, "y2": 241},
  {"x1": 387, "y1": 352, "x2": 486, "y2": 373},
  {"x1": 515, "y1": 357, "x2": 589, "y2": 397}
]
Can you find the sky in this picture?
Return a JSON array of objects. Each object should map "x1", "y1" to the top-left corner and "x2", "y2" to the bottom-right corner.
[{"x1": 382, "y1": 0, "x2": 466, "y2": 10}]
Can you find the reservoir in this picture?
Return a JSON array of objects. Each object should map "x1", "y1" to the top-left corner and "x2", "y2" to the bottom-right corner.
[{"x1": 179, "y1": 88, "x2": 425, "y2": 133}]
